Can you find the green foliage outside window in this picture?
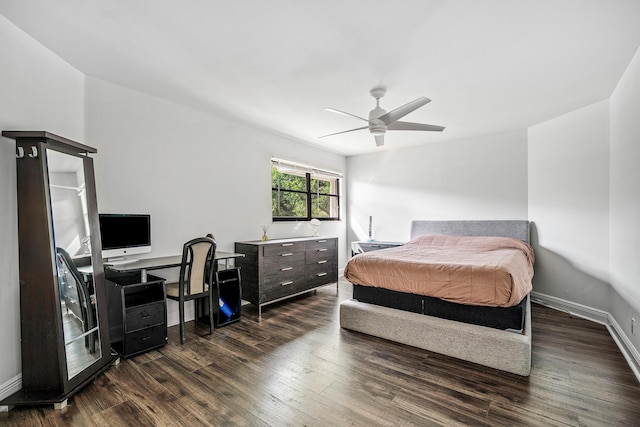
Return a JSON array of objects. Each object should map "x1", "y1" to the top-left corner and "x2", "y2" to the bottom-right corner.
[{"x1": 272, "y1": 164, "x2": 340, "y2": 221}]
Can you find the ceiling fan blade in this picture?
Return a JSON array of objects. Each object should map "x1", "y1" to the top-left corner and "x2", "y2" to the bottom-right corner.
[
  {"x1": 378, "y1": 97, "x2": 431, "y2": 125},
  {"x1": 374, "y1": 134, "x2": 385, "y2": 147},
  {"x1": 388, "y1": 121, "x2": 445, "y2": 132},
  {"x1": 324, "y1": 108, "x2": 368, "y2": 122},
  {"x1": 319, "y1": 126, "x2": 368, "y2": 138}
]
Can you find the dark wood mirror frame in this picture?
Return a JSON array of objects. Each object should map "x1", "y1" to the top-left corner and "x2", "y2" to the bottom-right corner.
[{"x1": 1, "y1": 131, "x2": 116, "y2": 409}]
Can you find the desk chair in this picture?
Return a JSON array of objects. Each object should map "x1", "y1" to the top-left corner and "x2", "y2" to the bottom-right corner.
[
  {"x1": 165, "y1": 237, "x2": 217, "y2": 344},
  {"x1": 56, "y1": 247, "x2": 96, "y2": 353}
]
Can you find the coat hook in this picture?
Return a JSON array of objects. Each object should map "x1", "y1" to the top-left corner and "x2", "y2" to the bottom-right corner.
[
  {"x1": 16, "y1": 147, "x2": 24, "y2": 158},
  {"x1": 28, "y1": 146, "x2": 38, "y2": 158}
]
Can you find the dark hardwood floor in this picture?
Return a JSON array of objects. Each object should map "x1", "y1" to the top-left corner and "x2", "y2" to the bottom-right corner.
[{"x1": 4, "y1": 279, "x2": 640, "y2": 426}]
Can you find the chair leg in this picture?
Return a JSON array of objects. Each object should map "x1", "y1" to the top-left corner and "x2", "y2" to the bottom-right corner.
[
  {"x1": 209, "y1": 289, "x2": 218, "y2": 335},
  {"x1": 179, "y1": 297, "x2": 185, "y2": 344}
]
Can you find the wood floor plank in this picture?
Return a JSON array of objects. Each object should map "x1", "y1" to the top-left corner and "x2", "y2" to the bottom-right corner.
[{"x1": 3, "y1": 278, "x2": 640, "y2": 426}]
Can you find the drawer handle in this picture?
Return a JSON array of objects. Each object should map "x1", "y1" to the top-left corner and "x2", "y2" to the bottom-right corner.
[
  {"x1": 318, "y1": 248, "x2": 328, "y2": 252},
  {"x1": 281, "y1": 253, "x2": 293, "y2": 257},
  {"x1": 141, "y1": 336, "x2": 151, "y2": 342},
  {"x1": 141, "y1": 314, "x2": 151, "y2": 319},
  {"x1": 316, "y1": 272, "x2": 327, "y2": 277},
  {"x1": 281, "y1": 281, "x2": 294, "y2": 286},
  {"x1": 317, "y1": 239, "x2": 327, "y2": 243},
  {"x1": 281, "y1": 267, "x2": 293, "y2": 271},
  {"x1": 317, "y1": 260, "x2": 327, "y2": 264},
  {"x1": 281, "y1": 243, "x2": 294, "y2": 247},
  {"x1": 369, "y1": 244, "x2": 381, "y2": 247}
]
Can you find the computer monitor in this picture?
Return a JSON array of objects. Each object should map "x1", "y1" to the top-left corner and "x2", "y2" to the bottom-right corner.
[{"x1": 98, "y1": 213, "x2": 151, "y2": 262}]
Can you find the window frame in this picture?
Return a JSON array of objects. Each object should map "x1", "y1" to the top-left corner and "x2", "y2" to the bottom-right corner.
[{"x1": 271, "y1": 158, "x2": 341, "y2": 222}]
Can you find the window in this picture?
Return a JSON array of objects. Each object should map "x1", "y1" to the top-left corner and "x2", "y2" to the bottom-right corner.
[{"x1": 271, "y1": 158, "x2": 341, "y2": 221}]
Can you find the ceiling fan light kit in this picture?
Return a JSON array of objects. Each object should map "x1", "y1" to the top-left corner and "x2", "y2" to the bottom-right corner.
[{"x1": 321, "y1": 87, "x2": 445, "y2": 147}]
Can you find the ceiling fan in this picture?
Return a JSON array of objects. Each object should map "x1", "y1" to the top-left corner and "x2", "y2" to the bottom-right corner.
[{"x1": 320, "y1": 87, "x2": 445, "y2": 147}]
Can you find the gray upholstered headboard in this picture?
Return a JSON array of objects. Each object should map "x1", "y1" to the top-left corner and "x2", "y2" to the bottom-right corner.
[{"x1": 410, "y1": 220, "x2": 530, "y2": 243}]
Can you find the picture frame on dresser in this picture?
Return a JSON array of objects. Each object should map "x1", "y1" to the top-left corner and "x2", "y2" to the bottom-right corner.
[{"x1": 234, "y1": 237, "x2": 338, "y2": 317}]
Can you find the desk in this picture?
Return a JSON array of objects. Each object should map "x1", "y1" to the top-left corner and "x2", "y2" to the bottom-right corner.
[
  {"x1": 79, "y1": 251, "x2": 244, "y2": 282},
  {"x1": 103, "y1": 251, "x2": 244, "y2": 357}
]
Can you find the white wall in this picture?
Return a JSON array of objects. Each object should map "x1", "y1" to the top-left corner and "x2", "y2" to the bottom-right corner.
[
  {"x1": 528, "y1": 100, "x2": 611, "y2": 310},
  {"x1": 346, "y1": 130, "x2": 528, "y2": 244},
  {"x1": 85, "y1": 77, "x2": 347, "y2": 325},
  {"x1": 610, "y1": 45, "x2": 640, "y2": 347},
  {"x1": 0, "y1": 15, "x2": 85, "y2": 399}
]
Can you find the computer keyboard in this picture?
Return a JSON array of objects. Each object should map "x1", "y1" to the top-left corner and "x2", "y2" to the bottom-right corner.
[{"x1": 106, "y1": 258, "x2": 139, "y2": 266}]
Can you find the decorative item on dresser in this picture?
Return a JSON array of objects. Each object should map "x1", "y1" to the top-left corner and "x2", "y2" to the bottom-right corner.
[{"x1": 234, "y1": 237, "x2": 338, "y2": 317}]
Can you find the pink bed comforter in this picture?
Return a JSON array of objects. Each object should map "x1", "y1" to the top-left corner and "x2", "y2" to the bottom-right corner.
[{"x1": 344, "y1": 234, "x2": 534, "y2": 307}]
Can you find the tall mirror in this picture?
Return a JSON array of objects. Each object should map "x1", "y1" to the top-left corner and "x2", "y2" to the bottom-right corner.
[{"x1": 47, "y1": 148, "x2": 102, "y2": 379}]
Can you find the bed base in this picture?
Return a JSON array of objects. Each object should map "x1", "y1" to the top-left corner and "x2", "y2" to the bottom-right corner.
[
  {"x1": 340, "y1": 295, "x2": 531, "y2": 376},
  {"x1": 352, "y1": 284, "x2": 528, "y2": 332}
]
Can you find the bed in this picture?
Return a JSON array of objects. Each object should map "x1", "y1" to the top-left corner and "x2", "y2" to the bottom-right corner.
[{"x1": 339, "y1": 220, "x2": 533, "y2": 376}]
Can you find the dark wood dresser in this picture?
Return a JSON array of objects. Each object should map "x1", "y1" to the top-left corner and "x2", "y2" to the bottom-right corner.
[{"x1": 234, "y1": 237, "x2": 338, "y2": 316}]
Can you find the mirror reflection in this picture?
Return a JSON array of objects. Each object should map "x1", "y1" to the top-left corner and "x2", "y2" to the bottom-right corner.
[{"x1": 47, "y1": 149, "x2": 102, "y2": 379}]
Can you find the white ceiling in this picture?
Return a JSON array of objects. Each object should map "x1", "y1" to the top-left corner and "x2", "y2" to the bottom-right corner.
[{"x1": 2, "y1": 0, "x2": 640, "y2": 156}]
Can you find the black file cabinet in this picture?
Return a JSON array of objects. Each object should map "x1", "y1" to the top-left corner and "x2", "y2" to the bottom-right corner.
[
  {"x1": 105, "y1": 270, "x2": 168, "y2": 358},
  {"x1": 214, "y1": 268, "x2": 242, "y2": 327}
]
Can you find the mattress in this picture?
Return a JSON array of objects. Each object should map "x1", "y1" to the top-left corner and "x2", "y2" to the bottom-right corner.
[
  {"x1": 344, "y1": 234, "x2": 534, "y2": 308},
  {"x1": 352, "y1": 284, "x2": 528, "y2": 331}
]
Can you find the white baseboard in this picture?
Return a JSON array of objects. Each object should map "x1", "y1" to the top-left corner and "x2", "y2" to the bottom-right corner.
[
  {"x1": 530, "y1": 291, "x2": 640, "y2": 383},
  {"x1": 530, "y1": 291, "x2": 609, "y2": 324},
  {"x1": 0, "y1": 374, "x2": 21, "y2": 407},
  {"x1": 607, "y1": 315, "x2": 640, "y2": 382}
]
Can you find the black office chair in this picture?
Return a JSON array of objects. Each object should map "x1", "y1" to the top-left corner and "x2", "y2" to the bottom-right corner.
[
  {"x1": 56, "y1": 247, "x2": 97, "y2": 353},
  {"x1": 165, "y1": 237, "x2": 218, "y2": 344}
]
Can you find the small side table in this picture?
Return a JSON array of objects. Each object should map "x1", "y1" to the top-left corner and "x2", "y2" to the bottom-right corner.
[{"x1": 351, "y1": 241, "x2": 404, "y2": 256}]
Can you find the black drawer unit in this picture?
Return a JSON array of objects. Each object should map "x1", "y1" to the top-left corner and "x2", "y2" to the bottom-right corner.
[
  {"x1": 215, "y1": 268, "x2": 242, "y2": 327},
  {"x1": 105, "y1": 270, "x2": 167, "y2": 358},
  {"x1": 235, "y1": 237, "x2": 338, "y2": 317}
]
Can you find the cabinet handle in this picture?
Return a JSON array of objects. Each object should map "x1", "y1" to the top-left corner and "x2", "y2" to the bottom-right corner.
[
  {"x1": 281, "y1": 281, "x2": 294, "y2": 286},
  {"x1": 317, "y1": 260, "x2": 327, "y2": 264},
  {"x1": 317, "y1": 239, "x2": 327, "y2": 243},
  {"x1": 318, "y1": 248, "x2": 327, "y2": 252},
  {"x1": 281, "y1": 253, "x2": 293, "y2": 257},
  {"x1": 316, "y1": 272, "x2": 327, "y2": 277},
  {"x1": 281, "y1": 243, "x2": 294, "y2": 247},
  {"x1": 281, "y1": 267, "x2": 293, "y2": 271}
]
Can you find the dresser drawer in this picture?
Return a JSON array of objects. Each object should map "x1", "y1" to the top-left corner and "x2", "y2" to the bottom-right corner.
[
  {"x1": 261, "y1": 275, "x2": 308, "y2": 302},
  {"x1": 307, "y1": 261, "x2": 337, "y2": 279},
  {"x1": 307, "y1": 274, "x2": 337, "y2": 288},
  {"x1": 125, "y1": 301, "x2": 165, "y2": 332},
  {"x1": 263, "y1": 240, "x2": 306, "y2": 257},
  {"x1": 306, "y1": 247, "x2": 337, "y2": 264},
  {"x1": 263, "y1": 251, "x2": 305, "y2": 272},
  {"x1": 124, "y1": 324, "x2": 166, "y2": 356},
  {"x1": 262, "y1": 266, "x2": 305, "y2": 287},
  {"x1": 306, "y1": 238, "x2": 336, "y2": 251}
]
